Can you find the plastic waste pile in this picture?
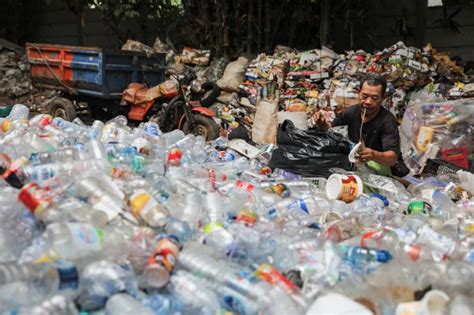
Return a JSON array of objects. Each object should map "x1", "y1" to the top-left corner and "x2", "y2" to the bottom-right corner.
[
  {"x1": 1, "y1": 104, "x2": 474, "y2": 315},
  {"x1": 234, "y1": 41, "x2": 472, "y2": 137},
  {"x1": 401, "y1": 97, "x2": 474, "y2": 175}
]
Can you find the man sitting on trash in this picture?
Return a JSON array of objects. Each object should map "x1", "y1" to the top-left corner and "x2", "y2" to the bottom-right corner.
[{"x1": 311, "y1": 73, "x2": 408, "y2": 177}]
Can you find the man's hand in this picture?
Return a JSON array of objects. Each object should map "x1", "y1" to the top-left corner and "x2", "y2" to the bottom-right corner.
[
  {"x1": 358, "y1": 147, "x2": 376, "y2": 162},
  {"x1": 357, "y1": 148, "x2": 398, "y2": 166},
  {"x1": 310, "y1": 111, "x2": 330, "y2": 131}
]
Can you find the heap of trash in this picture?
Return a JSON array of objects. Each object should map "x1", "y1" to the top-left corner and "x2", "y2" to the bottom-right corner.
[{"x1": 1, "y1": 104, "x2": 474, "y2": 314}]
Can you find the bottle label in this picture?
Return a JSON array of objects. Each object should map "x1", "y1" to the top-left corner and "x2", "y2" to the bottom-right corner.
[
  {"x1": 406, "y1": 200, "x2": 432, "y2": 215},
  {"x1": 144, "y1": 123, "x2": 161, "y2": 137},
  {"x1": 27, "y1": 164, "x2": 59, "y2": 184},
  {"x1": 148, "y1": 236, "x2": 181, "y2": 272},
  {"x1": 339, "y1": 175, "x2": 360, "y2": 203},
  {"x1": 264, "y1": 183, "x2": 290, "y2": 198},
  {"x1": 207, "y1": 168, "x2": 217, "y2": 191},
  {"x1": 57, "y1": 262, "x2": 79, "y2": 290},
  {"x1": 223, "y1": 295, "x2": 246, "y2": 315},
  {"x1": 18, "y1": 182, "x2": 53, "y2": 216},
  {"x1": 255, "y1": 263, "x2": 298, "y2": 293},
  {"x1": 130, "y1": 189, "x2": 167, "y2": 227},
  {"x1": 235, "y1": 180, "x2": 254, "y2": 192},
  {"x1": 67, "y1": 223, "x2": 104, "y2": 252}
]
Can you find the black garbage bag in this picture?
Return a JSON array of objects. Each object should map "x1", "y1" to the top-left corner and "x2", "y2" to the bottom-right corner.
[{"x1": 269, "y1": 120, "x2": 354, "y2": 178}]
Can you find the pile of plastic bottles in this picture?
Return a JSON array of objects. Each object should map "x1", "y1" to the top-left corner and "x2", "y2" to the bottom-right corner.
[{"x1": 1, "y1": 104, "x2": 473, "y2": 315}]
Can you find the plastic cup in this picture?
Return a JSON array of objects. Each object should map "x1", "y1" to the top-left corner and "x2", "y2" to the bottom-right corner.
[{"x1": 326, "y1": 174, "x2": 363, "y2": 203}]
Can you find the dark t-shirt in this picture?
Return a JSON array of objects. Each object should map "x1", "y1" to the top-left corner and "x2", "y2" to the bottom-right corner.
[{"x1": 333, "y1": 105, "x2": 401, "y2": 158}]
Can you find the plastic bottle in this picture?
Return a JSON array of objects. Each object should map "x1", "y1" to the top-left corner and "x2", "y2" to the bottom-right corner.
[
  {"x1": 105, "y1": 293, "x2": 154, "y2": 315},
  {"x1": 73, "y1": 175, "x2": 125, "y2": 222},
  {"x1": 51, "y1": 117, "x2": 86, "y2": 133},
  {"x1": 349, "y1": 193, "x2": 388, "y2": 212},
  {"x1": 43, "y1": 222, "x2": 126, "y2": 261},
  {"x1": 106, "y1": 115, "x2": 129, "y2": 127},
  {"x1": 39, "y1": 196, "x2": 109, "y2": 227},
  {"x1": 77, "y1": 260, "x2": 139, "y2": 311},
  {"x1": 141, "y1": 293, "x2": 183, "y2": 315},
  {"x1": 177, "y1": 242, "x2": 272, "y2": 305},
  {"x1": 0, "y1": 188, "x2": 39, "y2": 261},
  {"x1": 15, "y1": 294, "x2": 79, "y2": 315},
  {"x1": 141, "y1": 235, "x2": 181, "y2": 289},
  {"x1": 342, "y1": 245, "x2": 393, "y2": 264},
  {"x1": 415, "y1": 225, "x2": 456, "y2": 260},
  {"x1": 169, "y1": 270, "x2": 221, "y2": 315},
  {"x1": 432, "y1": 190, "x2": 457, "y2": 219},
  {"x1": 0, "y1": 153, "x2": 27, "y2": 188},
  {"x1": 161, "y1": 129, "x2": 185, "y2": 147},
  {"x1": 7, "y1": 104, "x2": 29, "y2": 121},
  {"x1": 0, "y1": 261, "x2": 80, "y2": 297},
  {"x1": 129, "y1": 189, "x2": 169, "y2": 227}
]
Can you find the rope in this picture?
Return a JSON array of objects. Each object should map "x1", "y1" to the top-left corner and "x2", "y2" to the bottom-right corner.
[{"x1": 359, "y1": 107, "x2": 366, "y2": 148}]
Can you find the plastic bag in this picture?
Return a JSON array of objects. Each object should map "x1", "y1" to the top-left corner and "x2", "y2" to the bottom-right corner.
[
  {"x1": 277, "y1": 120, "x2": 352, "y2": 155},
  {"x1": 269, "y1": 120, "x2": 353, "y2": 178}
]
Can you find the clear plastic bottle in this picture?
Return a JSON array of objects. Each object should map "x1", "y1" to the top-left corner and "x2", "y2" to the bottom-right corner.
[
  {"x1": 161, "y1": 129, "x2": 185, "y2": 147},
  {"x1": 141, "y1": 293, "x2": 183, "y2": 315},
  {"x1": 341, "y1": 245, "x2": 393, "y2": 264},
  {"x1": 105, "y1": 293, "x2": 154, "y2": 315},
  {"x1": 169, "y1": 270, "x2": 220, "y2": 315},
  {"x1": 51, "y1": 117, "x2": 86, "y2": 133},
  {"x1": 77, "y1": 260, "x2": 139, "y2": 311},
  {"x1": 129, "y1": 189, "x2": 169, "y2": 227},
  {"x1": 16, "y1": 294, "x2": 79, "y2": 315},
  {"x1": 0, "y1": 261, "x2": 80, "y2": 298},
  {"x1": 177, "y1": 242, "x2": 272, "y2": 305},
  {"x1": 432, "y1": 190, "x2": 457, "y2": 219},
  {"x1": 141, "y1": 235, "x2": 181, "y2": 289},
  {"x1": 43, "y1": 222, "x2": 126, "y2": 261},
  {"x1": 7, "y1": 104, "x2": 29, "y2": 121},
  {"x1": 105, "y1": 115, "x2": 128, "y2": 127}
]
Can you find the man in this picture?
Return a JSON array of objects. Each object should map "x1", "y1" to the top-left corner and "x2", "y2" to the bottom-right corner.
[{"x1": 313, "y1": 74, "x2": 407, "y2": 176}]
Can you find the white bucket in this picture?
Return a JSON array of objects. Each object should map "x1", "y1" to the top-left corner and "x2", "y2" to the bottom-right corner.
[{"x1": 326, "y1": 174, "x2": 363, "y2": 203}]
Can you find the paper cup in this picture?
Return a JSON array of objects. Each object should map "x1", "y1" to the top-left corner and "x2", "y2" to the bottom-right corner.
[{"x1": 326, "y1": 174, "x2": 363, "y2": 203}]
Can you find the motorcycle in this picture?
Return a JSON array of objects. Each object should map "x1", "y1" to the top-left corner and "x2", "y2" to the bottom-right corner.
[{"x1": 121, "y1": 75, "x2": 221, "y2": 141}]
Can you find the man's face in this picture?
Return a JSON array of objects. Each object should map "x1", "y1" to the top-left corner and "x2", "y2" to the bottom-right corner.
[{"x1": 358, "y1": 83, "x2": 384, "y2": 116}]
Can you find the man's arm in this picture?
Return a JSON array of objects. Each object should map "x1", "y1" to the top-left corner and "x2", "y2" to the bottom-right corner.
[{"x1": 358, "y1": 148, "x2": 398, "y2": 166}]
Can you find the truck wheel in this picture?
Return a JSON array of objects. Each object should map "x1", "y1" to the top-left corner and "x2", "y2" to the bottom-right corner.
[
  {"x1": 183, "y1": 114, "x2": 219, "y2": 141},
  {"x1": 48, "y1": 98, "x2": 77, "y2": 121}
]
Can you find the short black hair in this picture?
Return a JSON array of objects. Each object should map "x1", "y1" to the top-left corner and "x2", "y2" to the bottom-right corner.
[{"x1": 360, "y1": 74, "x2": 387, "y2": 95}]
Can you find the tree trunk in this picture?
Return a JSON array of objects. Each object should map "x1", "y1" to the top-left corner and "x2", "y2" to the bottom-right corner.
[
  {"x1": 214, "y1": 0, "x2": 222, "y2": 57},
  {"x1": 415, "y1": 0, "x2": 427, "y2": 48},
  {"x1": 77, "y1": 8, "x2": 85, "y2": 45},
  {"x1": 223, "y1": 0, "x2": 229, "y2": 58},
  {"x1": 247, "y1": 0, "x2": 254, "y2": 53},
  {"x1": 319, "y1": 0, "x2": 330, "y2": 47},
  {"x1": 264, "y1": 0, "x2": 271, "y2": 52},
  {"x1": 257, "y1": 0, "x2": 263, "y2": 52}
]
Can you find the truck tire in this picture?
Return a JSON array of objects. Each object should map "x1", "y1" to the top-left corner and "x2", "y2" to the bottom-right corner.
[
  {"x1": 182, "y1": 114, "x2": 219, "y2": 141},
  {"x1": 48, "y1": 97, "x2": 77, "y2": 121}
]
